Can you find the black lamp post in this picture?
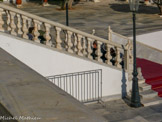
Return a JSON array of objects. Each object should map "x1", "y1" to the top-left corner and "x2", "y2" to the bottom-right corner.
[
  {"x1": 66, "y1": 2, "x2": 69, "y2": 26},
  {"x1": 129, "y1": 0, "x2": 142, "y2": 107}
]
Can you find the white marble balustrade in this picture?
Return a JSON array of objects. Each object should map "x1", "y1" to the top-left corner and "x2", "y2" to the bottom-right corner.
[{"x1": 0, "y1": 4, "x2": 131, "y2": 71}]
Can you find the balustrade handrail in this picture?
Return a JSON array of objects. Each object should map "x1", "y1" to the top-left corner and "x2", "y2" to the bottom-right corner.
[
  {"x1": 0, "y1": 3, "x2": 122, "y2": 48},
  {"x1": 111, "y1": 30, "x2": 130, "y2": 41},
  {"x1": 110, "y1": 27, "x2": 162, "y2": 53}
]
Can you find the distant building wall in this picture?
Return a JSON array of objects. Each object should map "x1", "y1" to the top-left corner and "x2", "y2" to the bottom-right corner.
[{"x1": 0, "y1": 33, "x2": 131, "y2": 99}]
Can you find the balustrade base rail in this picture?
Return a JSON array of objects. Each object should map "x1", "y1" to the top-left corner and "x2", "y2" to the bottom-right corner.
[{"x1": 46, "y1": 69, "x2": 102, "y2": 103}]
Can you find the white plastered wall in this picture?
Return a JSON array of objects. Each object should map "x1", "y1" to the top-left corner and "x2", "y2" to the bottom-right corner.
[{"x1": 0, "y1": 33, "x2": 131, "y2": 98}]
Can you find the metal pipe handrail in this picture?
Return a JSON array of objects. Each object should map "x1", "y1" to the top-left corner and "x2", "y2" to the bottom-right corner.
[{"x1": 47, "y1": 69, "x2": 102, "y2": 78}]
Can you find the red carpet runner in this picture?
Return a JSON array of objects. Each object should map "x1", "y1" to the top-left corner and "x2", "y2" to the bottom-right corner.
[{"x1": 137, "y1": 58, "x2": 162, "y2": 97}]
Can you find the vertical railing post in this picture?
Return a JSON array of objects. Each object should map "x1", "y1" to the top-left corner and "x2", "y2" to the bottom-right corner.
[
  {"x1": 77, "y1": 34, "x2": 83, "y2": 56},
  {"x1": 21, "y1": 15, "x2": 28, "y2": 39},
  {"x1": 6, "y1": 11, "x2": 11, "y2": 32},
  {"x1": 105, "y1": 44, "x2": 112, "y2": 65},
  {"x1": 125, "y1": 40, "x2": 133, "y2": 81},
  {"x1": 10, "y1": 11, "x2": 17, "y2": 36},
  {"x1": 87, "y1": 38, "x2": 93, "y2": 59},
  {"x1": 100, "y1": 70, "x2": 102, "y2": 102},
  {"x1": 82, "y1": 37, "x2": 87, "y2": 56},
  {"x1": 108, "y1": 26, "x2": 112, "y2": 41},
  {"x1": 0, "y1": 8, "x2": 4, "y2": 32},
  {"x1": 66, "y1": 2, "x2": 69, "y2": 26},
  {"x1": 44, "y1": 23, "x2": 52, "y2": 46},
  {"x1": 73, "y1": 33, "x2": 78, "y2": 53},
  {"x1": 124, "y1": 48, "x2": 129, "y2": 71},
  {"x1": 16, "y1": 14, "x2": 23, "y2": 35},
  {"x1": 67, "y1": 30, "x2": 73, "y2": 53},
  {"x1": 55, "y1": 27, "x2": 62, "y2": 49},
  {"x1": 96, "y1": 41, "x2": 102, "y2": 62},
  {"x1": 115, "y1": 47, "x2": 122, "y2": 68},
  {"x1": 33, "y1": 20, "x2": 41, "y2": 43}
]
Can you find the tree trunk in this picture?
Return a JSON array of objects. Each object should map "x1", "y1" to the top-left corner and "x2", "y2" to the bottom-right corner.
[
  {"x1": 158, "y1": 5, "x2": 162, "y2": 15},
  {"x1": 157, "y1": 4, "x2": 162, "y2": 15},
  {"x1": 153, "y1": 0, "x2": 162, "y2": 15},
  {"x1": 68, "y1": 0, "x2": 74, "y2": 9},
  {"x1": 61, "y1": 0, "x2": 74, "y2": 10}
]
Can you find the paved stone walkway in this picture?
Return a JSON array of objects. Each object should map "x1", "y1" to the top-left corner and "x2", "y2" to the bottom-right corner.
[
  {"x1": 14, "y1": 0, "x2": 162, "y2": 39},
  {"x1": 87, "y1": 99, "x2": 162, "y2": 122}
]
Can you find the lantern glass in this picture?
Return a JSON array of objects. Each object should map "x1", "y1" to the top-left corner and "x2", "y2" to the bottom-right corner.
[{"x1": 129, "y1": 0, "x2": 139, "y2": 12}]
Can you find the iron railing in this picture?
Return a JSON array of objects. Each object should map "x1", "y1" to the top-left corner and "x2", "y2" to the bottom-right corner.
[{"x1": 46, "y1": 69, "x2": 102, "y2": 103}]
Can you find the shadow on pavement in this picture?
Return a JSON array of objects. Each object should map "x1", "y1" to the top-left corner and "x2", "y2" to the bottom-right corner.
[{"x1": 110, "y1": 3, "x2": 159, "y2": 14}]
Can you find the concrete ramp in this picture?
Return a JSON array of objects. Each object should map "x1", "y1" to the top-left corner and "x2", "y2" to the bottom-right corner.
[{"x1": 0, "y1": 48, "x2": 106, "y2": 122}]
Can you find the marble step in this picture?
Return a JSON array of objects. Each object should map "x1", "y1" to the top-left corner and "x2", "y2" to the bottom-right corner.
[
  {"x1": 139, "y1": 83, "x2": 151, "y2": 91},
  {"x1": 140, "y1": 89, "x2": 157, "y2": 99},
  {"x1": 138, "y1": 79, "x2": 145, "y2": 85},
  {"x1": 124, "y1": 94, "x2": 162, "y2": 107},
  {"x1": 141, "y1": 96, "x2": 162, "y2": 107}
]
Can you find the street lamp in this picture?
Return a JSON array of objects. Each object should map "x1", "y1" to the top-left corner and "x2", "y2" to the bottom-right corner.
[
  {"x1": 129, "y1": 0, "x2": 142, "y2": 107},
  {"x1": 66, "y1": 2, "x2": 69, "y2": 26}
]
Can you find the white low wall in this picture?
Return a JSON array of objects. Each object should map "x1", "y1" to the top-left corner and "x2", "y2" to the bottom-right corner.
[
  {"x1": 0, "y1": 33, "x2": 131, "y2": 98},
  {"x1": 135, "y1": 31, "x2": 162, "y2": 51}
]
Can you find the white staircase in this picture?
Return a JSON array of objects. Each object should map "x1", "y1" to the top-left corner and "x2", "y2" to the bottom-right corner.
[
  {"x1": 126, "y1": 68, "x2": 162, "y2": 107},
  {"x1": 139, "y1": 79, "x2": 162, "y2": 107}
]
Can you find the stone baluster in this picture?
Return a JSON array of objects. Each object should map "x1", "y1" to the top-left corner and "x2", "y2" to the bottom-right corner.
[
  {"x1": 73, "y1": 33, "x2": 78, "y2": 53},
  {"x1": 0, "y1": 8, "x2": 4, "y2": 32},
  {"x1": 115, "y1": 47, "x2": 122, "y2": 68},
  {"x1": 87, "y1": 38, "x2": 93, "y2": 59},
  {"x1": 67, "y1": 31, "x2": 73, "y2": 53},
  {"x1": 44, "y1": 23, "x2": 52, "y2": 46},
  {"x1": 64, "y1": 31, "x2": 68, "y2": 49},
  {"x1": 77, "y1": 34, "x2": 83, "y2": 56},
  {"x1": 124, "y1": 40, "x2": 133, "y2": 70},
  {"x1": 9, "y1": 11, "x2": 17, "y2": 36},
  {"x1": 55, "y1": 27, "x2": 62, "y2": 49},
  {"x1": 16, "y1": 14, "x2": 23, "y2": 35},
  {"x1": 82, "y1": 37, "x2": 87, "y2": 56},
  {"x1": 27, "y1": 18, "x2": 32, "y2": 28},
  {"x1": 96, "y1": 41, "x2": 102, "y2": 62},
  {"x1": 37, "y1": 21, "x2": 41, "y2": 30},
  {"x1": 108, "y1": 26, "x2": 112, "y2": 41},
  {"x1": 6, "y1": 11, "x2": 11, "y2": 32},
  {"x1": 33, "y1": 20, "x2": 40, "y2": 43},
  {"x1": 125, "y1": 40, "x2": 133, "y2": 81},
  {"x1": 21, "y1": 15, "x2": 28, "y2": 39},
  {"x1": 124, "y1": 48, "x2": 129, "y2": 70},
  {"x1": 105, "y1": 44, "x2": 112, "y2": 65},
  {"x1": 137, "y1": 67, "x2": 144, "y2": 80}
]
